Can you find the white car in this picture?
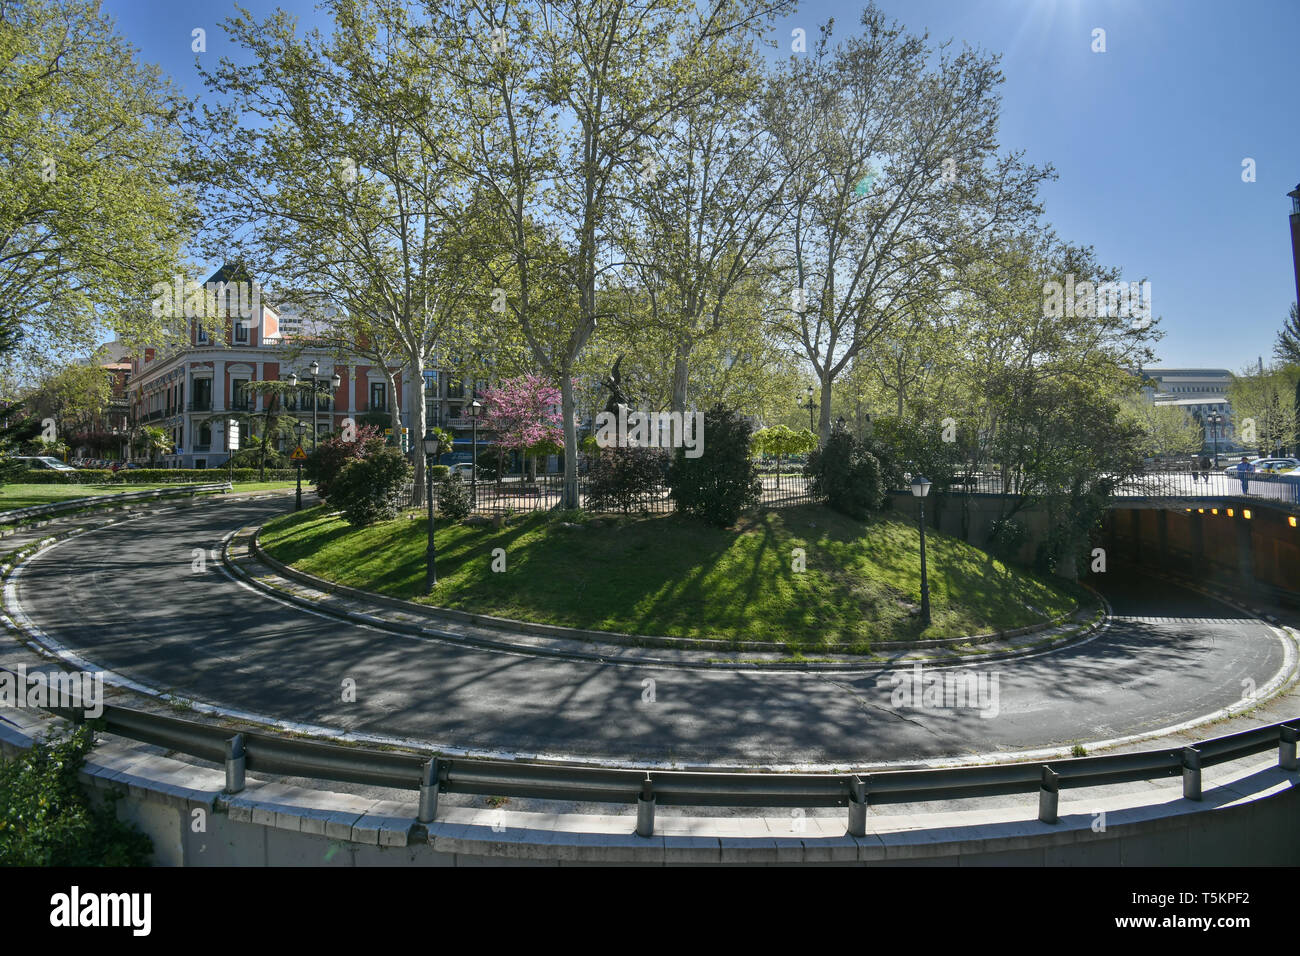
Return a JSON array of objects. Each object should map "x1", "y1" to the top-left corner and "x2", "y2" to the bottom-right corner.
[
  {"x1": 448, "y1": 463, "x2": 479, "y2": 480},
  {"x1": 16, "y1": 456, "x2": 78, "y2": 473},
  {"x1": 1226, "y1": 457, "x2": 1299, "y2": 475}
]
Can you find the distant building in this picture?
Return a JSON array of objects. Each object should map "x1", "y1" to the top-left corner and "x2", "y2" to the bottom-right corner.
[{"x1": 1136, "y1": 367, "x2": 1236, "y2": 446}]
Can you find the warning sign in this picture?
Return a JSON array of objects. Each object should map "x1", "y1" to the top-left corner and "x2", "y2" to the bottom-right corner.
[{"x1": 290, "y1": 446, "x2": 308, "y2": 461}]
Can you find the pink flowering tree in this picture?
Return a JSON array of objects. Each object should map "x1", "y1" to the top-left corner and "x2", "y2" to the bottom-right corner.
[{"x1": 479, "y1": 374, "x2": 564, "y2": 483}]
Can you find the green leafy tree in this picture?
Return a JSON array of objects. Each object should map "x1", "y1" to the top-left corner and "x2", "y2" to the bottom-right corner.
[
  {"x1": 0, "y1": 0, "x2": 194, "y2": 374},
  {"x1": 667, "y1": 405, "x2": 761, "y2": 526},
  {"x1": 134, "y1": 426, "x2": 174, "y2": 466},
  {"x1": 1273, "y1": 302, "x2": 1300, "y2": 365}
]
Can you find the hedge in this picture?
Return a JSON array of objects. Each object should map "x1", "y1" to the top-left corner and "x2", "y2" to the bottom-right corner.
[{"x1": 14, "y1": 468, "x2": 298, "y2": 485}]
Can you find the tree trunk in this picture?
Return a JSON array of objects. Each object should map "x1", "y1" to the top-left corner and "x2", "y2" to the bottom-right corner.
[
  {"x1": 406, "y1": 355, "x2": 426, "y2": 507},
  {"x1": 560, "y1": 373, "x2": 579, "y2": 508},
  {"x1": 670, "y1": 339, "x2": 690, "y2": 415},
  {"x1": 818, "y1": 377, "x2": 833, "y2": 445}
]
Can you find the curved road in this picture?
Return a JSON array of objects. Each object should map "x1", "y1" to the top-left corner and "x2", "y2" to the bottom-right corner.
[{"x1": 9, "y1": 496, "x2": 1293, "y2": 767}]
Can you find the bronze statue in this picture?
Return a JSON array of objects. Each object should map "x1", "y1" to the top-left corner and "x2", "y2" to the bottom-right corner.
[{"x1": 601, "y1": 355, "x2": 629, "y2": 415}]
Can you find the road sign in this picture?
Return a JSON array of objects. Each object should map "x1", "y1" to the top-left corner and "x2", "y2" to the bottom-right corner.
[
  {"x1": 226, "y1": 419, "x2": 240, "y2": 451},
  {"x1": 290, "y1": 446, "x2": 307, "y2": 461}
]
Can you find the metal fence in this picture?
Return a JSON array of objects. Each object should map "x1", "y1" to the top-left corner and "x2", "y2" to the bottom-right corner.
[
  {"x1": 403, "y1": 469, "x2": 817, "y2": 516},
  {"x1": 911, "y1": 471, "x2": 1300, "y2": 506},
  {"x1": 36, "y1": 699, "x2": 1300, "y2": 837}
]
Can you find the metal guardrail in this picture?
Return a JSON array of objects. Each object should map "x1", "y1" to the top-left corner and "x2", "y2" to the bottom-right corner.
[
  {"x1": 901, "y1": 471, "x2": 1300, "y2": 506},
  {"x1": 36, "y1": 700, "x2": 1300, "y2": 837},
  {"x1": 0, "y1": 483, "x2": 233, "y2": 526}
]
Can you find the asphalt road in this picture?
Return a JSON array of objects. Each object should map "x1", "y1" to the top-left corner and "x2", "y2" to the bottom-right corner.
[{"x1": 11, "y1": 496, "x2": 1292, "y2": 767}]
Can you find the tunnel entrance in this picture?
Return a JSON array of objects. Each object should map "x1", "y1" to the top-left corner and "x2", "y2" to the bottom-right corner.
[{"x1": 1100, "y1": 504, "x2": 1300, "y2": 605}]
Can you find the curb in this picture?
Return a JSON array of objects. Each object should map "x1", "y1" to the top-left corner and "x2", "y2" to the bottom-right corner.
[{"x1": 233, "y1": 524, "x2": 1108, "y2": 672}]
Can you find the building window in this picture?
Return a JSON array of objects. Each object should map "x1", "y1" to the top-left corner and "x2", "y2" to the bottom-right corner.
[
  {"x1": 370, "y1": 382, "x2": 386, "y2": 411},
  {"x1": 424, "y1": 370, "x2": 438, "y2": 396},
  {"x1": 196, "y1": 422, "x2": 212, "y2": 451},
  {"x1": 197, "y1": 325, "x2": 209, "y2": 345},
  {"x1": 234, "y1": 320, "x2": 249, "y2": 344},
  {"x1": 192, "y1": 378, "x2": 212, "y2": 411},
  {"x1": 232, "y1": 379, "x2": 250, "y2": 410}
]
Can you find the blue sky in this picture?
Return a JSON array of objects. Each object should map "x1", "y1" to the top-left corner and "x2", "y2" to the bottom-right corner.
[{"x1": 104, "y1": 0, "x2": 1300, "y2": 372}]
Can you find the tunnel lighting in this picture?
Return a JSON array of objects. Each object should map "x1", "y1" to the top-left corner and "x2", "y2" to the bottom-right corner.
[
  {"x1": 1185, "y1": 508, "x2": 1192, "y2": 512},
  {"x1": 1243, "y1": 509, "x2": 1252, "y2": 520},
  {"x1": 1211, "y1": 508, "x2": 1218, "y2": 515},
  {"x1": 1197, "y1": 508, "x2": 1205, "y2": 514},
  {"x1": 1289, "y1": 516, "x2": 1297, "y2": 528},
  {"x1": 1227, "y1": 508, "x2": 1235, "y2": 517}
]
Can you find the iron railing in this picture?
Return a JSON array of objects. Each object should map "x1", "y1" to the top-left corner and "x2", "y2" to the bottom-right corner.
[
  {"x1": 29, "y1": 698, "x2": 1299, "y2": 836},
  {"x1": 0, "y1": 483, "x2": 232, "y2": 525}
]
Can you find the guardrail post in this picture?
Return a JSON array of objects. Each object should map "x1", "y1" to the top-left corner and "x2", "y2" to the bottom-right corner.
[
  {"x1": 635, "y1": 775, "x2": 655, "y2": 838},
  {"x1": 1038, "y1": 766, "x2": 1059, "y2": 824},
  {"x1": 224, "y1": 734, "x2": 246, "y2": 794},
  {"x1": 847, "y1": 775, "x2": 867, "y2": 837},
  {"x1": 417, "y1": 758, "x2": 442, "y2": 823},
  {"x1": 1279, "y1": 725, "x2": 1298, "y2": 771},
  {"x1": 1182, "y1": 747, "x2": 1202, "y2": 801}
]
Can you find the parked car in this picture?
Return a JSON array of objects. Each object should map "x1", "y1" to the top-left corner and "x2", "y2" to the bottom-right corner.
[
  {"x1": 1247, "y1": 457, "x2": 1298, "y2": 474},
  {"x1": 16, "y1": 456, "x2": 78, "y2": 473},
  {"x1": 448, "y1": 462, "x2": 480, "y2": 480}
]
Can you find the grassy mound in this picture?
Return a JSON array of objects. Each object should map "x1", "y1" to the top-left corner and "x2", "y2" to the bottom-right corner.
[{"x1": 259, "y1": 503, "x2": 1083, "y2": 651}]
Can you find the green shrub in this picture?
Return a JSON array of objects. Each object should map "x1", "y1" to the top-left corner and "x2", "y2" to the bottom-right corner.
[
  {"x1": 667, "y1": 405, "x2": 761, "y2": 527},
  {"x1": 330, "y1": 446, "x2": 413, "y2": 526},
  {"x1": 586, "y1": 447, "x2": 668, "y2": 513},
  {"x1": 804, "y1": 426, "x2": 885, "y2": 519},
  {"x1": 988, "y1": 517, "x2": 1026, "y2": 563},
  {"x1": 304, "y1": 425, "x2": 386, "y2": 500},
  {"x1": 436, "y1": 474, "x2": 473, "y2": 522},
  {"x1": 429, "y1": 465, "x2": 450, "y2": 481},
  {"x1": 0, "y1": 725, "x2": 152, "y2": 866}
]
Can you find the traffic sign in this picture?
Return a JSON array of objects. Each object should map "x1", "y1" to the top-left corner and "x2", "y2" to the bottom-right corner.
[{"x1": 290, "y1": 446, "x2": 307, "y2": 461}]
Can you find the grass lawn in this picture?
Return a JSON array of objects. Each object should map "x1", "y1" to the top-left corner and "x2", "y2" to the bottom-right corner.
[
  {"x1": 259, "y1": 503, "x2": 1085, "y2": 650},
  {"x1": 0, "y1": 481, "x2": 296, "y2": 512}
]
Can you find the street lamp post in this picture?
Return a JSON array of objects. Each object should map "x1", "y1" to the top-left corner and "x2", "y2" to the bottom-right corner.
[
  {"x1": 911, "y1": 475, "x2": 932, "y2": 628},
  {"x1": 798, "y1": 384, "x2": 819, "y2": 434},
  {"x1": 293, "y1": 420, "x2": 306, "y2": 512},
  {"x1": 1208, "y1": 411, "x2": 1224, "y2": 468},
  {"x1": 288, "y1": 363, "x2": 341, "y2": 452},
  {"x1": 423, "y1": 427, "x2": 439, "y2": 592},
  {"x1": 469, "y1": 398, "x2": 482, "y2": 508}
]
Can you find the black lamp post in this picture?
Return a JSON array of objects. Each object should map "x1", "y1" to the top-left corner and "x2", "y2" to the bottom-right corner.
[
  {"x1": 288, "y1": 361, "x2": 341, "y2": 452},
  {"x1": 911, "y1": 474, "x2": 932, "y2": 628},
  {"x1": 293, "y1": 420, "x2": 306, "y2": 511},
  {"x1": 798, "y1": 384, "x2": 819, "y2": 434},
  {"x1": 423, "y1": 427, "x2": 438, "y2": 592},
  {"x1": 1207, "y1": 411, "x2": 1224, "y2": 468},
  {"x1": 469, "y1": 398, "x2": 482, "y2": 507}
]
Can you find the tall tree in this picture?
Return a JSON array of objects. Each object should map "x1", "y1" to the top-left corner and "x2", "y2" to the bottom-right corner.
[
  {"x1": 191, "y1": 0, "x2": 476, "y2": 505},
  {"x1": 0, "y1": 0, "x2": 194, "y2": 375},
  {"x1": 764, "y1": 5, "x2": 1050, "y2": 443},
  {"x1": 427, "y1": 0, "x2": 794, "y2": 506}
]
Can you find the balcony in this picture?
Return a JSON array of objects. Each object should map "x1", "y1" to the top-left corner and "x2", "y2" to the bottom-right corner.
[{"x1": 186, "y1": 401, "x2": 212, "y2": 413}]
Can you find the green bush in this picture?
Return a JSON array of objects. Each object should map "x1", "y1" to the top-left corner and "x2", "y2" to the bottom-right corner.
[
  {"x1": 667, "y1": 405, "x2": 761, "y2": 527},
  {"x1": 429, "y1": 464, "x2": 450, "y2": 481},
  {"x1": 436, "y1": 474, "x2": 473, "y2": 522},
  {"x1": 804, "y1": 426, "x2": 885, "y2": 519},
  {"x1": 330, "y1": 446, "x2": 413, "y2": 526},
  {"x1": 304, "y1": 425, "x2": 386, "y2": 500},
  {"x1": 586, "y1": 447, "x2": 668, "y2": 513},
  {"x1": 988, "y1": 517, "x2": 1026, "y2": 563},
  {"x1": 0, "y1": 725, "x2": 152, "y2": 866}
]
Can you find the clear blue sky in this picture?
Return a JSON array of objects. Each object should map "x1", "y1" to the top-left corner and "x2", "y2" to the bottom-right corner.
[{"x1": 104, "y1": 0, "x2": 1300, "y2": 373}]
